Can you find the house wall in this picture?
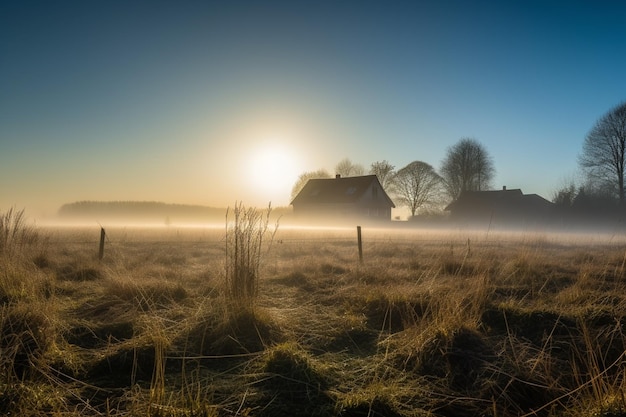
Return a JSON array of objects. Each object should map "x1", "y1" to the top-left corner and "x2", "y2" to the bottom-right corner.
[{"x1": 293, "y1": 202, "x2": 392, "y2": 220}]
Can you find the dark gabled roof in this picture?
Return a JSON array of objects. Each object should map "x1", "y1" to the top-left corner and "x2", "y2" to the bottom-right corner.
[
  {"x1": 445, "y1": 188, "x2": 553, "y2": 211},
  {"x1": 291, "y1": 175, "x2": 395, "y2": 207},
  {"x1": 445, "y1": 189, "x2": 523, "y2": 211},
  {"x1": 523, "y1": 193, "x2": 554, "y2": 207}
]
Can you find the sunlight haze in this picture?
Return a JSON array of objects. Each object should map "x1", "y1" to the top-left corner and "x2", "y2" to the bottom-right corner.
[
  {"x1": 1, "y1": 1, "x2": 626, "y2": 219},
  {"x1": 246, "y1": 142, "x2": 302, "y2": 203}
]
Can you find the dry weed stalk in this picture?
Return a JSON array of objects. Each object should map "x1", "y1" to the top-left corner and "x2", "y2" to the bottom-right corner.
[{"x1": 224, "y1": 202, "x2": 278, "y2": 308}]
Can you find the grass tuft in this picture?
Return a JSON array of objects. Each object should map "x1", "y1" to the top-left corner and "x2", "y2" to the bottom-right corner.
[
  {"x1": 210, "y1": 307, "x2": 283, "y2": 355},
  {"x1": 338, "y1": 388, "x2": 406, "y2": 417},
  {"x1": 57, "y1": 264, "x2": 103, "y2": 282},
  {"x1": 254, "y1": 342, "x2": 334, "y2": 416},
  {"x1": 0, "y1": 303, "x2": 56, "y2": 380},
  {"x1": 0, "y1": 208, "x2": 42, "y2": 258}
]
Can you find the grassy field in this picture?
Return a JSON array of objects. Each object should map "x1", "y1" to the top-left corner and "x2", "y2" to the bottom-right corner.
[{"x1": 3, "y1": 214, "x2": 626, "y2": 416}]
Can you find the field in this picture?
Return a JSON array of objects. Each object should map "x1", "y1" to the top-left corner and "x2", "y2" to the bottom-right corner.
[{"x1": 3, "y1": 215, "x2": 626, "y2": 416}]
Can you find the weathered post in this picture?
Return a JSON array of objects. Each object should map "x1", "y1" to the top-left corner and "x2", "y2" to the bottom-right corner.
[
  {"x1": 357, "y1": 225, "x2": 363, "y2": 264},
  {"x1": 98, "y1": 227, "x2": 105, "y2": 260}
]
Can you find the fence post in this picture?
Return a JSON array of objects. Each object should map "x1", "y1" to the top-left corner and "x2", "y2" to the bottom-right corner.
[
  {"x1": 98, "y1": 227, "x2": 105, "y2": 260},
  {"x1": 357, "y1": 225, "x2": 363, "y2": 264}
]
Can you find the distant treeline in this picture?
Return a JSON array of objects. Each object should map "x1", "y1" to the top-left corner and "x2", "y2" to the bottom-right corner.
[{"x1": 57, "y1": 201, "x2": 290, "y2": 224}]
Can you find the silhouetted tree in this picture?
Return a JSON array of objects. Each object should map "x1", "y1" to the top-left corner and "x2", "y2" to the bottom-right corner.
[
  {"x1": 572, "y1": 185, "x2": 617, "y2": 213},
  {"x1": 390, "y1": 161, "x2": 443, "y2": 217},
  {"x1": 290, "y1": 169, "x2": 331, "y2": 201},
  {"x1": 440, "y1": 138, "x2": 495, "y2": 200},
  {"x1": 579, "y1": 101, "x2": 626, "y2": 204},
  {"x1": 552, "y1": 183, "x2": 577, "y2": 208},
  {"x1": 369, "y1": 160, "x2": 395, "y2": 190},
  {"x1": 335, "y1": 158, "x2": 364, "y2": 177}
]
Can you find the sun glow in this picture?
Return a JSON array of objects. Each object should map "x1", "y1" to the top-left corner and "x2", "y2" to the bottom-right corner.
[{"x1": 246, "y1": 142, "x2": 301, "y2": 205}]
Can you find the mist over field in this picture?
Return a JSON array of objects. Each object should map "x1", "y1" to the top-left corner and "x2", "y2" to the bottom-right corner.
[{"x1": 47, "y1": 198, "x2": 626, "y2": 238}]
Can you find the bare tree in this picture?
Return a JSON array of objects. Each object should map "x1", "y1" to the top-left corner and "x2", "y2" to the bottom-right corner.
[
  {"x1": 335, "y1": 158, "x2": 364, "y2": 177},
  {"x1": 440, "y1": 137, "x2": 495, "y2": 200},
  {"x1": 290, "y1": 169, "x2": 331, "y2": 201},
  {"x1": 369, "y1": 160, "x2": 395, "y2": 190},
  {"x1": 579, "y1": 101, "x2": 626, "y2": 204},
  {"x1": 390, "y1": 161, "x2": 443, "y2": 217}
]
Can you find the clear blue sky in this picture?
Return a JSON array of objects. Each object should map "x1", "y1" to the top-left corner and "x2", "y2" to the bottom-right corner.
[{"x1": 2, "y1": 1, "x2": 626, "y2": 218}]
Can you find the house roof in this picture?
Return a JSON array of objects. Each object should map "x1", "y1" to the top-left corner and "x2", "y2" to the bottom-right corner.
[
  {"x1": 445, "y1": 188, "x2": 553, "y2": 211},
  {"x1": 523, "y1": 193, "x2": 554, "y2": 207},
  {"x1": 291, "y1": 175, "x2": 395, "y2": 207}
]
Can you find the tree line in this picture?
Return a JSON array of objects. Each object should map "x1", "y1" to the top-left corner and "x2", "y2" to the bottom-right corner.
[
  {"x1": 292, "y1": 100, "x2": 626, "y2": 220},
  {"x1": 58, "y1": 201, "x2": 227, "y2": 223},
  {"x1": 291, "y1": 137, "x2": 495, "y2": 217}
]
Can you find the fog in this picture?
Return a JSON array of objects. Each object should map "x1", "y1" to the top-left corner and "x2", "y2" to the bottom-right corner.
[
  {"x1": 1, "y1": 197, "x2": 619, "y2": 248},
  {"x1": 35, "y1": 214, "x2": 626, "y2": 250}
]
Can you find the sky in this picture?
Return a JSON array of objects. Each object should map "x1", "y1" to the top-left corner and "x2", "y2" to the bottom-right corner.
[{"x1": 2, "y1": 0, "x2": 626, "y2": 218}]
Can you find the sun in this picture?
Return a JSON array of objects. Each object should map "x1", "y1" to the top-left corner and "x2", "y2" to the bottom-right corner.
[{"x1": 246, "y1": 143, "x2": 300, "y2": 204}]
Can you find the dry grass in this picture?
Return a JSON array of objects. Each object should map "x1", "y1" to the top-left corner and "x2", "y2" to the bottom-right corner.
[{"x1": 4, "y1": 218, "x2": 626, "y2": 416}]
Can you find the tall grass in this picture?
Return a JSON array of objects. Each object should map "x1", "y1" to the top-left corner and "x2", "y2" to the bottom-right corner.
[
  {"x1": 0, "y1": 208, "x2": 41, "y2": 258},
  {"x1": 224, "y1": 202, "x2": 278, "y2": 308}
]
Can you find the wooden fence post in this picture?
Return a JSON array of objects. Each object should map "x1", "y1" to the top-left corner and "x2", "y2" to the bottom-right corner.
[
  {"x1": 98, "y1": 227, "x2": 105, "y2": 260},
  {"x1": 357, "y1": 225, "x2": 363, "y2": 264}
]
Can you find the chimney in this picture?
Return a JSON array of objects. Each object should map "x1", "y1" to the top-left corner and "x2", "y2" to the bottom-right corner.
[
  {"x1": 335, "y1": 174, "x2": 341, "y2": 179},
  {"x1": 502, "y1": 185, "x2": 507, "y2": 191}
]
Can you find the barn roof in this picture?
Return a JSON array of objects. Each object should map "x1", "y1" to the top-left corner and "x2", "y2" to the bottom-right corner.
[{"x1": 291, "y1": 175, "x2": 395, "y2": 207}]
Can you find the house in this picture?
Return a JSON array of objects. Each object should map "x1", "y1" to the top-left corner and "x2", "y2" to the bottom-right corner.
[
  {"x1": 445, "y1": 186, "x2": 554, "y2": 227},
  {"x1": 291, "y1": 175, "x2": 395, "y2": 222}
]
